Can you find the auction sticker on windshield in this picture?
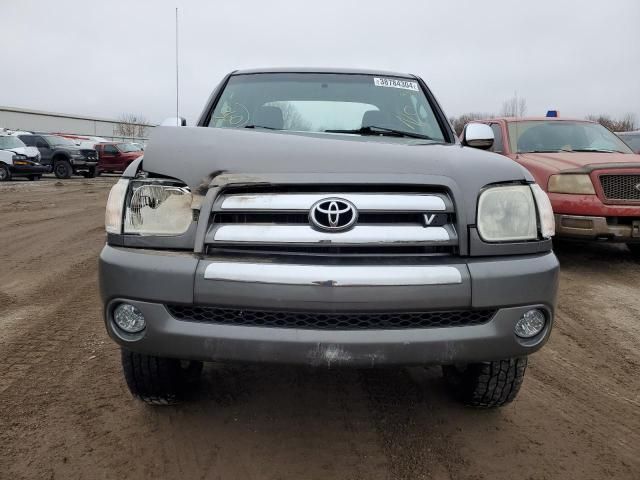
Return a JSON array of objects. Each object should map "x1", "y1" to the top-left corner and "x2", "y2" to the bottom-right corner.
[{"x1": 374, "y1": 77, "x2": 419, "y2": 91}]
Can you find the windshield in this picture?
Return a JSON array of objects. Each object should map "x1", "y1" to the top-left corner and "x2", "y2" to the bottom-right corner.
[
  {"x1": 508, "y1": 120, "x2": 633, "y2": 154},
  {"x1": 207, "y1": 73, "x2": 447, "y2": 141},
  {"x1": 0, "y1": 136, "x2": 26, "y2": 150},
  {"x1": 117, "y1": 143, "x2": 142, "y2": 152},
  {"x1": 44, "y1": 135, "x2": 77, "y2": 147}
]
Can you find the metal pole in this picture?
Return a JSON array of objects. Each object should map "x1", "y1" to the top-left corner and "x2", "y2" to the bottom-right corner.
[{"x1": 175, "y1": 7, "x2": 179, "y2": 126}]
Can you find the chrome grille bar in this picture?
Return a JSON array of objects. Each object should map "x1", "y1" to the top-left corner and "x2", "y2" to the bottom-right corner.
[
  {"x1": 204, "y1": 262, "x2": 462, "y2": 286},
  {"x1": 218, "y1": 193, "x2": 449, "y2": 212},
  {"x1": 208, "y1": 225, "x2": 454, "y2": 245}
]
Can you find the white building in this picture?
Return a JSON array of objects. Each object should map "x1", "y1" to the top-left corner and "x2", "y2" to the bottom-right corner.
[{"x1": 0, "y1": 106, "x2": 154, "y2": 142}]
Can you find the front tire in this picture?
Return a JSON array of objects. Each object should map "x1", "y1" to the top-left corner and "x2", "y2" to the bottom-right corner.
[
  {"x1": 442, "y1": 357, "x2": 528, "y2": 408},
  {"x1": 0, "y1": 164, "x2": 11, "y2": 181},
  {"x1": 627, "y1": 243, "x2": 640, "y2": 256},
  {"x1": 120, "y1": 349, "x2": 203, "y2": 405},
  {"x1": 53, "y1": 159, "x2": 72, "y2": 179}
]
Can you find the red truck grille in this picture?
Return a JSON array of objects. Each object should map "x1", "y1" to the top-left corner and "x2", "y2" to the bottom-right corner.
[{"x1": 599, "y1": 174, "x2": 640, "y2": 201}]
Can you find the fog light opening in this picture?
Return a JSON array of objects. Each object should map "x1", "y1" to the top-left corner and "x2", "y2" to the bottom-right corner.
[
  {"x1": 515, "y1": 309, "x2": 546, "y2": 338},
  {"x1": 113, "y1": 303, "x2": 146, "y2": 333}
]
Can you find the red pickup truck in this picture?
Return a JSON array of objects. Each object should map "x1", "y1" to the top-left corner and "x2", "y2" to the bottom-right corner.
[
  {"x1": 464, "y1": 117, "x2": 640, "y2": 254},
  {"x1": 95, "y1": 142, "x2": 143, "y2": 174}
]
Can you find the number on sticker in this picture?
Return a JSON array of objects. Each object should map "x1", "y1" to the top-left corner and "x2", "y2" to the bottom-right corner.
[{"x1": 374, "y1": 78, "x2": 419, "y2": 91}]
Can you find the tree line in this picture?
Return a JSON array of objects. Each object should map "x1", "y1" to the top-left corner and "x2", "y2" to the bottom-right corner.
[{"x1": 449, "y1": 96, "x2": 637, "y2": 136}]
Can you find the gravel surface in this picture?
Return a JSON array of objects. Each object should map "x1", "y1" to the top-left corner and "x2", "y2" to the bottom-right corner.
[{"x1": 0, "y1": 176, "x2": 638, "y2": 480}]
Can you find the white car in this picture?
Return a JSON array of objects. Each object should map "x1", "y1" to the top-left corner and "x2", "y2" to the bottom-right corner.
[{"x1": 0, "y1": 134, "x2": 40, "y2": 161}]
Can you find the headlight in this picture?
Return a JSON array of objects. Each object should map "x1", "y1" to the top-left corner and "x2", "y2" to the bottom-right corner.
[
  {"x1": 477, "y1": 185, "x2": 538, "y2": 242},
  {"x1": 105, "y1": 178, "x2": 196, "y2": 236},
  {"x1": 548, "y1": 174, "x2": 595, "y2": 194}
]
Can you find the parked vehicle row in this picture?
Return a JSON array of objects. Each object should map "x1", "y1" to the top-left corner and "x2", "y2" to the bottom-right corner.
[
  {"x1": 461, "y1": 117, "x2": 640, "y2": 252},
  {"x1": 0, "y1": 129, "x2": 144, "y2": 181}
]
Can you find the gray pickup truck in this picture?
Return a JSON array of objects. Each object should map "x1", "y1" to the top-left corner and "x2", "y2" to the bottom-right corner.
[{"x1": 100, "y1": 68, "x2": 559, "y2": 407}]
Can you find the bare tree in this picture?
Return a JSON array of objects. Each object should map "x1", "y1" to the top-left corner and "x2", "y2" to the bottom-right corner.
[
  {"x1": 115, "y1": 114, "x2": 150, "y2": 138},
  {"x1": 270, "y1": 103, "x2": 312, "y2": 131},
  {"x1": 585, "y1": 113, "x2": 637, "y2": 132},
  {"x1": 448, "y1": 112, "x2": 493, "y2": 136},
  {"x1": 500, "y1": 95, "x2": 527, "y2": 117}
]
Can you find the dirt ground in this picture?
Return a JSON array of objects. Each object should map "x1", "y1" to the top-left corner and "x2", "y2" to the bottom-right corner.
[{"x1": 0, "y1": 176, "x2": 638, "y2": 480}]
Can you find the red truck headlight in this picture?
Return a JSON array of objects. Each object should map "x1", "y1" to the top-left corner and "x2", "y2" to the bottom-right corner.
[{"x1": 548, "y1": 174, "x2": 595, "y2": 195}]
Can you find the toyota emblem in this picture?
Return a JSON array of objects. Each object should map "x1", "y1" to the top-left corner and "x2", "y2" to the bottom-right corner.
[
  {"x1": 635, "y1": 183, "x2": 640, "y2": 192},
  {"x1": 309, "y1": 198, "x2": 358, "y2": 232}
]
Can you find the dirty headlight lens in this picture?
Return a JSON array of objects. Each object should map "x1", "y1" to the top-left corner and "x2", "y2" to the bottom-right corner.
[
  {"x1": 548, "y1": 174, "x2": 595, "y2": 194},
  {"x1": 477, "y1": 185, "x2": 537, "y2": 242},
  {"x1": 124, "y1": 181, "x2": 193, "y2": 235}
]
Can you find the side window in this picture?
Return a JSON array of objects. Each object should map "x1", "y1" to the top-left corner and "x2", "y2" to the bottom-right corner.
[
  {"x1": 104, "y1": 145, "x2": 118, "y2": 154},
  {"x1": 34, "y1": 136, "x2": 49, "y2": 148},
  {"x1": 20, "y1": 135, "x2": 35, "y2": 147},
  {"x1": 490, "y1": 124, "x2": 504, "y2": 153}
]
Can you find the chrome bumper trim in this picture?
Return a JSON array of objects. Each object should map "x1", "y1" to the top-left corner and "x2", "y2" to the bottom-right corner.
[
  {"x1": 219, "y1": 193, "x2": 448, "y2": 212},
  {"x1": 555, "y1": 214, "x2": 640, "y2": 240},
  {"x1": 204, "y1": 262, "x2": 463, "y2": 286},
  {"x1": 209, "y1": 225, "x2": 452, "y2": 244}
]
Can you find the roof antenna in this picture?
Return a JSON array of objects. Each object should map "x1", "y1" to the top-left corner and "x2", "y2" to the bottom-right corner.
[
  {"x1": 175, "y1": 7, "x2": 180, "y2": 126},
  {"x1": 514, "y1": 90, "x2": 520, "y2": 160}
]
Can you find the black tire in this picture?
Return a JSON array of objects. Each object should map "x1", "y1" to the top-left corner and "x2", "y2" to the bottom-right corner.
[
  {"x1": 442, "y1": 356, "x2": 528, "y2": 408},
  {"x1": 28, "y1": 175, "x2": 41, "y2": 181},
  {"x1": 120, "y1": 349, "x2": 203, "y2": 405},
  {"x1": 628, "y1": 243, "x2": 640, "y2": 256},
  {"x1": 53, "y1": 159, "x2": 72, "y2": 179},
  {"x1": 0, "y1": 164, "x2": 11, "y2": 181}
]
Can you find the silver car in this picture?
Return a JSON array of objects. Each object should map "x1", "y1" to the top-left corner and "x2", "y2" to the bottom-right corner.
[{"x1": 100, "y1": 68, "x2": 559, "y2": 407}]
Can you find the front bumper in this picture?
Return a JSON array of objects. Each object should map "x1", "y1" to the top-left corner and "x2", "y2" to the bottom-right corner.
[
  {"x1": 99, "y1": 245, "x2": 559, "y2": 366},
  {"x1": 555, "y1": 214, "x2": 640, "y2": 242},
  {"x1": 9, "y1": 164, "x2": 49, "y2": 176},
  {"x1": 71, "y1": 158, "x2": 98, "y2": 169}
]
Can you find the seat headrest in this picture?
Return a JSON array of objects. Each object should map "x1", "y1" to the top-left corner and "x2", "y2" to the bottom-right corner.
[
  {"x1": 252, "y1": 106, "x2": 284, "y2": 130},
  {"x1": 362, "y1": 110, "x2": 386, "y2": 128}
]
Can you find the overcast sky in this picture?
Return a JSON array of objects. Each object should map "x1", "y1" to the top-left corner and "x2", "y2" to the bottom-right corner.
[{"x1": 2, "y1": 0, "x2": 639, "y2": 125}]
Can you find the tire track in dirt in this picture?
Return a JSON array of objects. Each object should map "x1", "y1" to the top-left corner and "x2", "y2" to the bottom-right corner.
[{"x1": 1, "y1": 179, "x2": 640, "y2": 480}]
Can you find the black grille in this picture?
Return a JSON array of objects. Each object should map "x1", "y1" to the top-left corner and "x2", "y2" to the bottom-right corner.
[
  {"x1": 600, "y1": 174, "x2": 640, "y2": 201},
  {"x1": 166, "y1": 305, "x2": 495, "y2": 330}
]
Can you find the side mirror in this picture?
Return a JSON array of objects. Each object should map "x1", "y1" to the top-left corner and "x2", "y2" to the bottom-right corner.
[
  {"x1": 462, "y1": 123, "x2": 494, "y2": 150},
  {"x1": 160, "y1": 116, "x2": 187, "y2": 127}
]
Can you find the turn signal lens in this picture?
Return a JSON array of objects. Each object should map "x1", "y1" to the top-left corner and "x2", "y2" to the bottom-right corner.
[
  {"x1": 105, "y1": 179, "x2": 129, "y2": 234},
  {"x1": 531, "y1": 184, "x2": 555, "y2": 238}
]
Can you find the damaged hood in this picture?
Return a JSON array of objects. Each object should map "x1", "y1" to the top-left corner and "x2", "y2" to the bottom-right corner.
[{"x1": 142, "y1": 126, "x2": 531, "y2": 195}]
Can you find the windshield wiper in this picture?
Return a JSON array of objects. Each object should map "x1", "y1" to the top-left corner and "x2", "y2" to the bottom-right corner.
[
  {"x1": 520, "y1": 150, "x2": 563, "y2": 153},
  {"x1": 324, "y1": 125, "x2": 432, "y2": 140},
  {"x1": 569, "y1": 148, "x2": 626, "y2": 154},
  {"x1": 244, "y1": 125, "x2": 281, "y2": 130}
]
